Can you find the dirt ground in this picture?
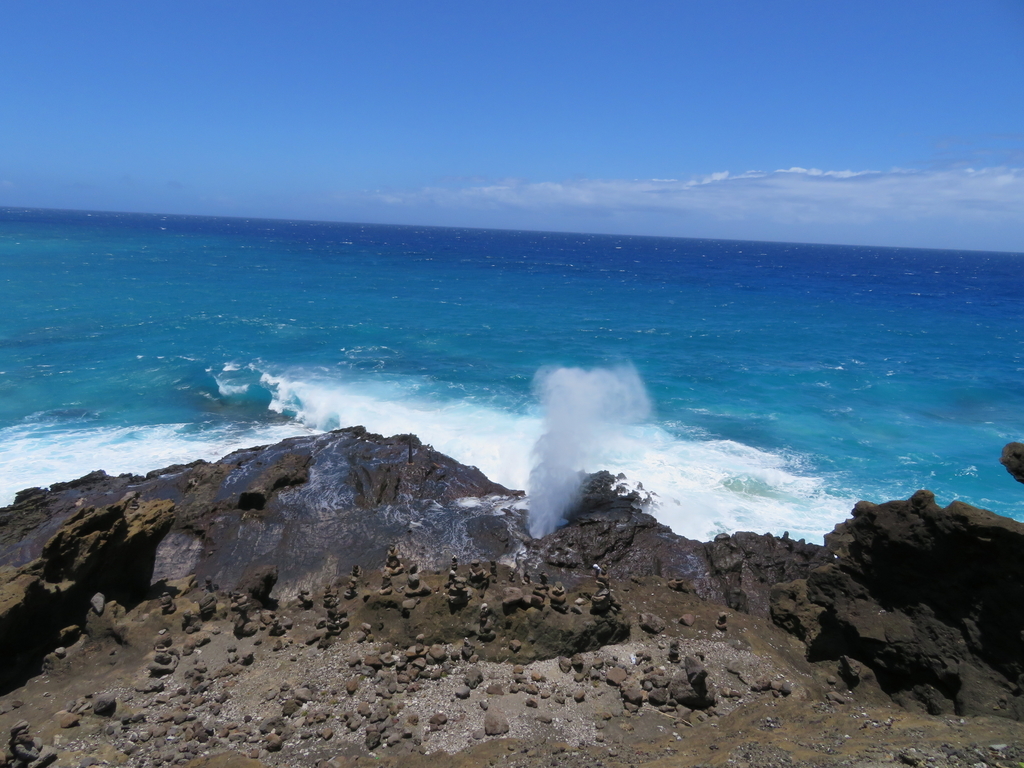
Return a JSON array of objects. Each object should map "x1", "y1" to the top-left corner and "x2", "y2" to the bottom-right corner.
[{"x1": 3, "y1": 573, "x2": 1022, "y2": 768}]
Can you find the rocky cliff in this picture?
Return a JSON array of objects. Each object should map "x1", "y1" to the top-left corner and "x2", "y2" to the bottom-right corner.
[
  {"x1": 2, "y1": 430, "x2": 1023, "y2": 720},
  {"x1": 524, "y1": 470, "x2": 832, "y2": 617},
  {"x1": 1, "y1": 428, "x2": 521, "y2": 601},
  {"x1": 771, "y1": 488, "x2": 1024, "y2": 719},
  {"x1": 0, "y1": 496, "x2": 174, "y2": 688},
  {"x1": 2, "y1": 433, "x2": 1024, "y2": 766},
  {"x1": 0, "y1": 430, "x2": 828, "y2": 616}
]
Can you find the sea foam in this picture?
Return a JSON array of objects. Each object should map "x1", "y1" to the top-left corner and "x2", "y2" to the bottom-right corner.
[
  {"x1": 0, "y1": 420, "x2": 313, "y2": 507},
  {"x1": 254, "y1": 366, "x2": 853, "y2": 542},
  {"x1": 0, "y1": 363, "x2": 855, "y2": 543}
]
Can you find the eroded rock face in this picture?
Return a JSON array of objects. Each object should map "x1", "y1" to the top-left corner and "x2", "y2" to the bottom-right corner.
[
  {"x1": 38, "y1": 496, "x2": 173, "y2": 597},
  {"x1": 771, "y1": 490, "x2": 1024, "y2": 719},
  {"x1": 0, "y1": 497, "x2": 174, "y2": 687},
  {"x1": 0, "y1": 471, "x2": 142, "y2": 568}
]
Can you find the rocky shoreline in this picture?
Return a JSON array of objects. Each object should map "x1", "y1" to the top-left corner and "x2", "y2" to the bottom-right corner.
[{"x1": 2, "y1": 429, "x2": 1023, "y2": 768}]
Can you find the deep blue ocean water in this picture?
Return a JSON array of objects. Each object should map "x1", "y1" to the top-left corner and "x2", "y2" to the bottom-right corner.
[{"x1": 2, "y1": 207, "x2": 1023, "y2": 542}]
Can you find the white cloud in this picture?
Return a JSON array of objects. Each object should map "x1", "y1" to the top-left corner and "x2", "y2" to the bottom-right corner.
[
  {"x1": 357, "y1": 166, "x2": 1024, "y2": 250},
  {"x1": 376, "y1": 166, "x2": 1021, "y2": 223}
]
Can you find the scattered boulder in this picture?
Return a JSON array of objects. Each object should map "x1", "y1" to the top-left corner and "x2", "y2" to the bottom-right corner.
[
  {"x1": 605, "y1": 667, "x2": 628, "y2": 687},
  {"x1": 265, "y1": 731, "x2": 284, "y2": 752},
  {"x1": 667, "y1": 656, "x2": 716, "y2": 710},
  {"x1": 621, "y1": 686, "x2": 645, "y2": 706},
  {"x1": 465, "y1": 667, "x2": 484, "y2": 689},
  {"x1": 638, "y1": 613, "x2": 665, "y2": 634},
  {"x1": 483, "y1": 710, "x2": 510, "y2": 736},
  {"x1": 502, "y1": 587, "x2": 525, "y2": 612},
  {"x1": 91, "y1": 692, "x2": 117, "y2": 716}
]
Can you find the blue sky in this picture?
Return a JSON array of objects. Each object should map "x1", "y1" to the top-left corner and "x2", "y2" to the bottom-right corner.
[{"x1": 1, "y1": 1, "x2": 1022, "y2": 251}]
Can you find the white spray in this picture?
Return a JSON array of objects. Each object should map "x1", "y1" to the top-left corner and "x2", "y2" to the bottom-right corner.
[{"x1": 527, "y1": 365, "x2": 652, "y2": 538}]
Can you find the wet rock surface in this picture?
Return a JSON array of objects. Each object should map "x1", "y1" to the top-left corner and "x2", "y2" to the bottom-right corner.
[
  {"x1": 526, "y1": 471, "x2": 832, "y2": 617},
  {"x1": 1, "y1": 429, "x2": 521, "y2": 599}
]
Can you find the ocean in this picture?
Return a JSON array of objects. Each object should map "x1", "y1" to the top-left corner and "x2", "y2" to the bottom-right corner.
[{"x1": 2, "y1": 207, "x2": 1022, "y2": 542}]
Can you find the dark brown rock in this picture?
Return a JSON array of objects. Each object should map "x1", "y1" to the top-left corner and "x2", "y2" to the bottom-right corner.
[
  {"x1": 666, "y1": 656, "x2": 715, "y2": 710},
  {"x1": 483, "y1": 710, "x2": 509, "y2": 736},
  {"x1": 605, "y1": 667, "x2": 628, "y2": 687},
  {"x1": 265, "y1": 731, "x2": 284, "y2": 751},
  {"x1": 621, "y1": 686, "x2": 645, "y2": 706},
  {"x1": 771, "y1": 489, "x2": 1024, "y2": 719},
  {"x1": 92, "y1": 692, "x2": 117, "y2": 716},
  {"x1": 464, "y1": 666, "x2": 484, "y2": 689},
  {"x1": 525, "y1": 470, "x2": 829, "y2": 617},
  {"x1": 1, "y1": 429, "x2": 522, "y2": 599},
  {"x1": 1000, "y1": 442, "x2": 1024, "y2": 485},
  {"x1": 237, "y1": 564, "x2": 278, "y2": 607},
  {"x1": 2, "y1": 432, "x2": 829, "y2": 631},
  {"x1": 638, "y1": 613, "x2": 665, "y2": 634},
  {"x1": 501, "y1": 587, "x2": 525, "y2": 611}
]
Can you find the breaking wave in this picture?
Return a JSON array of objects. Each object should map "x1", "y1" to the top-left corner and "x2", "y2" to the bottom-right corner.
[{"x1": 0, "y1": 363, "x2": 856, "y2": 543}]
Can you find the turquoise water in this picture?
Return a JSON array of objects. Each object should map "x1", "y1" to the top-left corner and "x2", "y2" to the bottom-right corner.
[{"x1": 2, "y1": 207, "x2": 1022, "y2": 541}]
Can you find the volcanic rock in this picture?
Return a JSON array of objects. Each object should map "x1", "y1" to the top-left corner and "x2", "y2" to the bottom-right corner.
[
  {"x1": 483, "y1": 710, "x2": 509, "y2": 736},
  {"x1": 605, "y1": 666, "x2": 628, "y2": 687},
  {"x1": 237, "y1": 564, "x2": 278, "y2": 607},
  {"x1": 1000, "y1": 441, "x2": 1024, "y2": 485},
  {"x1": 771, "y1": 489, "x2": 1024, "y2": 718},
  {"x1": 526, "y1": 470, "x2": 831, "y2": 616},
  {"x1": 1, "y1": 433, "x2": 832, "y2": 623},
  {"x1": 91, "y1": 692, "x2": 117, "y2": 716},
  {"x1": 5, "y1": 427, "x2": 1024, "y2": 767},
  {"x1": 668, "y1": 656, "x2": 716, "y2": 710},
  {"x1": 464, "y1": 667, "x2": 484, "y2": 689},
  {"x1": 1, "y1": 429, "x2": 521, "y2": 600},
  {"x1": 638, "y1": 612, "x2": 665, "y2": 634},
  {"x1": 0, "y1": 497, "x2": 174, "y2": 687}
]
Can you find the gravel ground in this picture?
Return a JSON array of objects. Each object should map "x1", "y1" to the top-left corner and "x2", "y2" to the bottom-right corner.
[{"x1": 2, "y1": 577, "x2": 1023, "y2": 768}]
